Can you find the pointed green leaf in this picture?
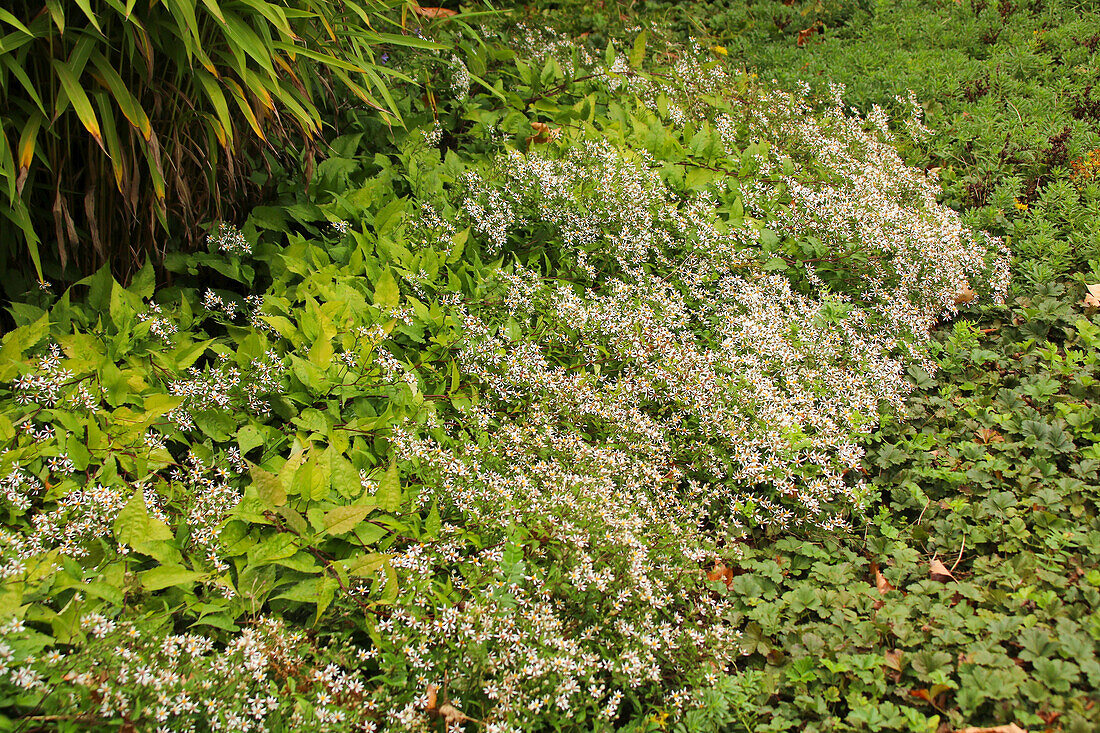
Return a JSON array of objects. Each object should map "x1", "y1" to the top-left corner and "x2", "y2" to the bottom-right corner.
[
  {"x1": 373, "y1": 268, "x2": 400, "y2": 309},
  {"x1": 52, "y1": 59, "x2": 103, "y2": 147},
  {"x1": 114, "y1": 490, "x2": 174, "y2": 546},
  {"x1": 323, "y1": 504, "x2": 377, "y2": 536},
  {"x1": 424, "y1": 502, "x2": 441, "y2": 538},
  {"x1": 251, "y1": 465, "x2": 287, "y2": 507},
  {"x1": 92, "y1": 52, "x2": 152, "y2": 139},
  {"x1": 375, "y1": 460, "x2": 401, "y2": 512},
  {"x1": 140, "y1": 565, "x2": 203, "y2": 591}
]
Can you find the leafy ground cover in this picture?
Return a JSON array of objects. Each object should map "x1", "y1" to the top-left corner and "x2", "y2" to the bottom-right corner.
[{"x1": 0, "y1": 0, "x2": 1097, "y2": 731}]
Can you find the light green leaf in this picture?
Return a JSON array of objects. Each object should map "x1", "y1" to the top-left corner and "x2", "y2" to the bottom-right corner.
[
  {"x1": 247, "y1": 533, "x2": 298, "y2": 566},
  {"x1": 250, "y1": 465, "x2": 287, "y2": 507},
  {"x1": 309, "y1": 336, "x2": 333, "y2": 368},
  {"x1": 237, "y1": 424, "x2": 265, "y2": 456},
  {"x1": 344, "y1": 552, "x2": 388, "y2": 577},
  {"x1": 140, "y1": 565, "x2": 203, "y2": 591},
  {"x1": 373, "y1": 268, "x2": 400, "y2": 309},
  {"x1": 375, "y1": 460, "x2": 402, "y2": 512},
  {"x1": 331, "y1": 453, "x2": 362, "y2": 499},
  {"x1": 630, "y1": 31, "x2": 647, "y2": 69},
  {"x1": 449, "y1": 227, "x2": 468, "y2": 264},
  {"x1": 323, "y1": 504, "x2": 377, "y2": 536},
  {"x1": 114, "y1": 490, "x2": 173, "y2": 547}
]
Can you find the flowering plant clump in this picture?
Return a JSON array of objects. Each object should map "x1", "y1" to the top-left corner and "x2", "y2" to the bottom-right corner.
[{"x1": 0, "y1": 23, "x2": 1008, "y2": 732}]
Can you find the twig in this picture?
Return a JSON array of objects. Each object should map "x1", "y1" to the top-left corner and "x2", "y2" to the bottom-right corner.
[{"x1": 950, "y1": 534, "x2": 966, "y2": 573}]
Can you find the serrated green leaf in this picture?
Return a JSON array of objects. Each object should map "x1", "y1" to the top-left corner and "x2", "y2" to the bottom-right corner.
[
  {"x1": 323, "y1": 504, "x2": 377, "y2": 536},
  {"x1": 140, "y1": 565, "x2": 203, "y2": 591},
  {"x1": 373, "y1": 268, "x2": 400, "y2": 309},
  {"x1": 375, "y1": 460, "x2": 402, "y2": 512},
  {"x1": 114, "y1": 490, "x2": 173, "y2": 547},
  {"x1": 250, "y1": 465, "x2": 287, "y2": 507}
]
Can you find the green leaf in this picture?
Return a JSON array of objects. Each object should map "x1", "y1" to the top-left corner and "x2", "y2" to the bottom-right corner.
[
  {"x1": 309, "y1": 335, "x2": 333, "y2": 368},
  {"x1": 331, "y1": 453, "x2": 362, "y2": 499},
  {"x1": 52, "y1": 58, "x2": 103, "y2": 148},
  {"x1": 310, "y1": 448, "x2": 332, "y2": 501},
  {"x1": 251, "y1": 465, "x2": 287, "y2": 507},
  {"x1": 114, "y1": 490, "x2": 174, "y2": 546},
  {"x1": 140, "y1": 565, "x2": 203, "y2": 591},
  {"x1": 449, "y1": 227, "x2": 468, "y2": 264},
  {"x1": 0, "y1": 8, "x2": 34, "y2": 36},
  {"x1": 275, "y1": 577, "x2": 327, "y2": 603},
  {"x1": 343, "y1": 552, "x2": 388, "y2": 577},
  {"x1": 373, "y1": 268, "x2": 400, "y2": 309},
  {"x1": 424, "y1": 502, "x2": 441, "y2": 538},
  {"x1": 375, "y1": 460, "x2": 402, "y2": 512},
  {"x1": 247, "y1": 532, "x2": 298, "y2": 566},
  {"x1": 91, "y1": 52, "x2": 152, "y2": 139},
  {"x1": 237, "y1": 424, "x2": 265, "y2": 456},
  {"x1": 630, "y1": 31, "x2": 647, "y2": 69},
  {"x1": 322, "y1": 504, "x2": 377, "y2": 536}
]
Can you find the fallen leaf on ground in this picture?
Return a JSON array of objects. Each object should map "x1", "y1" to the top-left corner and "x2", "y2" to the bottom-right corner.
[
  {"x1": 796, "y1": 25, "x2": 819, "y2": 47},
  {"x1": 1083, "y1": 283, "x2": 1100, "y2": 307},
  {"x1": 954, "y1": 286, "x2": 978, "y2": 305},
  {"x1": 871, "y1": 560, "x2": 894, "y2": 595},
  {"x1": 707, "y1": 562, "x2": 734, "y2": 588},
  {"x1": 929, "y1": 557, "x2": 956, "y2": 582},
  {"x1": 955, "y1": 724, "x2": 1028, "y2": 733}
]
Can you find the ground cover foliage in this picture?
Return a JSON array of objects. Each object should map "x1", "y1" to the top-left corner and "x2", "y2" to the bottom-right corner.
[{"x1": 0, "y1": 1, "x2": 1095, "y2": 732}]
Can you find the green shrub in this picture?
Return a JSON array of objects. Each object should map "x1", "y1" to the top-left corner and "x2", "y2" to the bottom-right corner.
[{"x1": 0, "y1": 0, "x2": 434, "y2": 295}]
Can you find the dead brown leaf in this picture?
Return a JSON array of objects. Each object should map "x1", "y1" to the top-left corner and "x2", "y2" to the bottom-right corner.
[
  {"x1": 955, "y1": 724, "x2": 1028, "y2": 733},
  {"x1": 871, "y1": 560, "x2": 895, "y2": 595},
  {"x1": 425, "y1": 683, "x2": 438, "y2": 710},
  {"x1": 526, "y1": 122, "x2": 559, "y2": 146},
  {"x1": 954, "y1": 286, "x2": 978, "y2": 305},
  {"x1": 883, "y1": 649, "x2": 903, "y2": 672},
  {"x1": 424, "y1": 684, "x2": 478, "y2": 726},
  {"x1": 929, "y1": 557, "x2": 956, "y2": 582},
  {"x1": 974, "y1": 427, "x2": 1005, "y2": 444},
  {"x1": 707, "y1": 562, "x2": 735, "y2": 589},
  {"x1": 1083, "y1": 283, "x2": 1100, "y2": 308},
  {"x1": 437, "y1": 703, "x2": 472, "y2": 725},
  {"x1": 796, "y1": 24, "x2": 820, "y2": 47},
  {"x1": 412, "y1": 5, "x2": 457, "y2": 18}
]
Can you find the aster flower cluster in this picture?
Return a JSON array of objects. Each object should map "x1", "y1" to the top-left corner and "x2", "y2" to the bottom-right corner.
[
  {"x1": 139, "y1": 302, "x2": 180, "y2": 342},
  {"x1": 0, "y1": 617, "x2": 380, "y2": 732},
  {"x1": 208, "y1": 222, "x2": 252, "y2": 256},
  {"x1": 383, "y1": 410, "x2": 745, "y2": 729},
  {"x1": 341, "y1": 40, "x2": 1009, "y2": 728},
  {"x1": 11, "y1": 344, "x2": 78, "y2": 409},
  {"x1": 166, "y1": 350, "x2": 287, "y2": 430},
  {"x1": 0, "y1": 482, "x2": 128, "y2": 577},
  {"x1": 448, "y1": 54, "x2": 470, "y2": 101}
]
